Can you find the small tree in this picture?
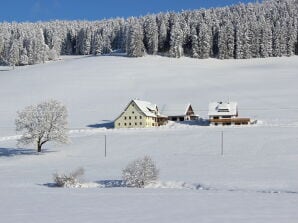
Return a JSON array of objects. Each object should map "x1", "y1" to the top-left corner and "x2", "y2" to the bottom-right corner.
[
  {"x1": 122, "y1": 156, "x2": 159, "y2": 188},
  {"x1": 15, "y1": 100, "x2": 68, "y2": 152}
]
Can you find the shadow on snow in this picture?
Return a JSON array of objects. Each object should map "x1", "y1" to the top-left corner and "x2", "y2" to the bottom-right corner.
[
  {"x1": 87, "y1": 120, "x2": 114, "y2": 129},
  {"x1": 0, "y1": 147, "x2": 55, "y2": 157},
  {"x1": 96, "y1": 180, "x2": 126, "y2": 188}
]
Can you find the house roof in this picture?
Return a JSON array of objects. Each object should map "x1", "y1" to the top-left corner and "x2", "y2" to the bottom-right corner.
[
  {"x1": 208, "y1": 101, "x2": 238, "y2": 116},
  {"x1": 115, "y1": 99, "x2": 162, "y2": 122},
  {"x1": 161, "y1": 103, "x2": 194, "y2": 116},
  {"x1": 133, "y1": 99, "x2": 159, "y2": 117}
]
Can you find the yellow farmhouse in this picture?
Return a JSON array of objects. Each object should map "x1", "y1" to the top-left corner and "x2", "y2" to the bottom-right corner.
[{"x1": 114, "y1": 99, "x2": 168, "y2": 128}]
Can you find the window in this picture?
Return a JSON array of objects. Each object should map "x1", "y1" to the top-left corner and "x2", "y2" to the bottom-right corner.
[
  {"x1": 140, "y1": 122, "x2": 142, "y2": 125},
  {"x1": 118, "y1": 123, "x2": 120, "y2": 126},
  {"x1": 132, "y1": 111, "x2": 134, "y2": 114},
  {"x1": 124, "y1": 123, "x2": 127, "y2": 126},
  {"x1": 135, "y1": 123, "x2": 137, "y2": 125},
  {"x1": 129, "y1": 116, "x2": 131, "y2": 120},
  {"x1": 124, "y1": 116, "x2": 127, "y2": 120},
  {"x1": 135, "y1": 116, "x2": 137, "y2": 119},
  {"x1": 129, "y1": 123, "x2": 131, "y2": 126},
  {"x1": 140, "y1": 116, "x2": 142, "y2": 119},
  {"x1": 152, "y1": 123, "x2": 154, "y2": 126}
]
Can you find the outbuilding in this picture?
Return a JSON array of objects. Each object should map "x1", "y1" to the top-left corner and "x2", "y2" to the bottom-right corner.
[{"x1": 162, "y1": 104, "x2": 198, "y2": 121}]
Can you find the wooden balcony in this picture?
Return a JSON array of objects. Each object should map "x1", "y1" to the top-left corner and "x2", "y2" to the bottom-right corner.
[{"x1": 210, "y1": 118, "x2": 251, "y2": 125}]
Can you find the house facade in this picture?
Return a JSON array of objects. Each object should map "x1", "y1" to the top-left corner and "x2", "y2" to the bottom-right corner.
[
  {"x1": 162, "y1": 104, "x2": 198, "y2": 121},
  {"x1": 208, "y1": 101, "x2": 250, "y2": 126},
  {"x1": 114, "y1": 99, "x2": 167, "y2": 129}
]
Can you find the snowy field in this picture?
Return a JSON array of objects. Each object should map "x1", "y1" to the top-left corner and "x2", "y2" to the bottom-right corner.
[{"x1": 0, "y1": 55, "x2": 298, "y2": 222}]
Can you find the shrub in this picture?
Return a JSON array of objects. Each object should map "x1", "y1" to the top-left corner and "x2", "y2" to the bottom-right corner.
[
  {"x1": 53, "y1": 167, "x2": 84, "y2": 188},
  {"x1": 122, "y1": 156, "x2": 159, "y2": 188}
]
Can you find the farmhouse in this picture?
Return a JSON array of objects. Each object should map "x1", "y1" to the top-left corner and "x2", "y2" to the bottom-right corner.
[
  {"x1": 162, "y1": 104, "x2": 198, "y2": 121},
  {"x1": 114, "y1": 99, "x2": 168, "y2": 128},
  {"x1": 208, "y1": 101, "x2": 250, "y2": 126}
]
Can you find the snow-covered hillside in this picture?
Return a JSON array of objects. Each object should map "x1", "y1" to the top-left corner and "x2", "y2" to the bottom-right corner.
[{"x1": 0, "y1": 55, "x2": 298, "y2": 223}]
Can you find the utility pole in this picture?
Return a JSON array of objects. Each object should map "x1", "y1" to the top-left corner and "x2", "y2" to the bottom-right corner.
[
  {"x1": 104, "y1": 135, "x2": 107, "y2": 158},
  {"x1": 221, "y1": 131, "x2": 224, "y2": 156}
]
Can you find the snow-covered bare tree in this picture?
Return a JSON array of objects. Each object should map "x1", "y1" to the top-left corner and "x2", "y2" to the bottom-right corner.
[
  {"x1": 122, "y1": 156, "x2": 159, "y2": 188},
  {"x1": 15, "y1": 100, "x2": 68, "y2": 152}
]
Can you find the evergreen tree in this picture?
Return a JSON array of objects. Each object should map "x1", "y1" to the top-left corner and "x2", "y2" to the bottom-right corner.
[
  {"x1": 126, "y1": 21, "x2": 145, "y2": 57},
  {"x1": 143, "y1": 15, "x2": 158, "y2": 55},
  {"x1": 169, "y1": 14, "x2": 184, "y2": 58}
]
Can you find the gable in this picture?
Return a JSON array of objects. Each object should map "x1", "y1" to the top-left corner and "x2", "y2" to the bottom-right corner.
[
  {"x1": 125, "y1": 101, "x2": 146, "y2": 116},
  {"x1": 185, "y1": 104, "x2": 195, "y2": 116},
  {"x1": 115, "y1": 99, "x2": 158, "y2": 122}
]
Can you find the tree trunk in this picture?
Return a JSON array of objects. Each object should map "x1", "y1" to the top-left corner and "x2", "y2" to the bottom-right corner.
[{"x1": 37, "y1": 143, "x2": 42, "y2": 152}]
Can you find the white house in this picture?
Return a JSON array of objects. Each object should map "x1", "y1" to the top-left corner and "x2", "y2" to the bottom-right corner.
[
  {"x1": 114, "y1": 99, "x2": 168, "y2": 128},
  {"x1": 162, "y1": 104, "x2": 198, "y2": 121},
  {"x1": 208, "y1": 101, "x2": 250, "y2": 126}
]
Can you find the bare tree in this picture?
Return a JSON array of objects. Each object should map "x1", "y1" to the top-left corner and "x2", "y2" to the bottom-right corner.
[
  {"x1": 15, "y1": 100, "x2": 68, "y2": 152},
  {"x1": 122, "y1": 156, "x2": 159, "y2": 188}
]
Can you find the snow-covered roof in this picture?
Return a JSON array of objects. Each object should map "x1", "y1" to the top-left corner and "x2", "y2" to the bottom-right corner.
[
  {"x1": 161, "y1": 103, "x2": 193, "y2": 116},
  {"x1": 133, "y1": 99, "x2": 159, "y2": 117},
  {"x1": 208, "y1": 101, "x2": 238, "y2": 116}
]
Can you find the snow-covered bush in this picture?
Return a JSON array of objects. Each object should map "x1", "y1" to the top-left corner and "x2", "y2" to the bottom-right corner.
[
  {"x1": 53, "y1": 167, "x2": 84, "y2": 188},
  {"x1": 122, "y1": 156, "x2": 159, "y2": 188}
]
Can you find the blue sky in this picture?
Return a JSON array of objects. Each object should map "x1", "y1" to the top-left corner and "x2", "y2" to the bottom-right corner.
[{"x1": 0, "y1": 0, "x2": 255, "y2": 22}]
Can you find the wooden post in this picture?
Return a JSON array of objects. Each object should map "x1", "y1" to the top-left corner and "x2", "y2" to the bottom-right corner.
[
  {"x1": 221, "y1": 131, "x2": 224, "y2": 156},
  {"x1": 104, "y1": 135, "x2": 107, "y2": 158}
]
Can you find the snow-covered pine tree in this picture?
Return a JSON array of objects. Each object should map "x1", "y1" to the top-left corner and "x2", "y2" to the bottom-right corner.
[
  {"x1": 126, "y1": 20, "x2": 145, "y2": 57},
  {"x1": 76, "y1": 27, "x2": 92, "y2": 55},
  {"x1": 190, "y1": 25, "x2": 199, "y2": 58},
  {"x1": 19, "y1": 48, "x2": 29, "y2": 65},
  {"x1": 91, "y1": 30, "x2": 103, "y2": 56},
  {"x1": 169, "y1": 14, "x2": 184, "y2": 58},
  {"x1": 8, "y1": 37, "x2": 20, "y2": 68},
  {"x1": 157, "y1": 14, "x2": 169, "y2": 53},
  {"x1": 259, "y1": 15, "x2": 272, "y2": 58},
  {"x1": 197, "y1": 21, "x2": 212, "y2": 59},
  {"x1": 143, "y1": 15, "x2": 158, "y2": 55}
]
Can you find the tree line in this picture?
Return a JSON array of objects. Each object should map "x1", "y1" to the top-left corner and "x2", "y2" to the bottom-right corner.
[{"x1": 0, "y1": 0, "x2": 297, "y2": 67}]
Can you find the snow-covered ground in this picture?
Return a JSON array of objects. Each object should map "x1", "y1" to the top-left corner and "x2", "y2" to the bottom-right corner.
[{"x1": 0, "y1": 55, "x2": 298, "y2": 223}]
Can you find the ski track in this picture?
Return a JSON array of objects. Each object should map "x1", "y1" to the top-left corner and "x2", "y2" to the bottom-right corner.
[{"x1": 47, "y1": 180, "x2": 298, "y2": 195}]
